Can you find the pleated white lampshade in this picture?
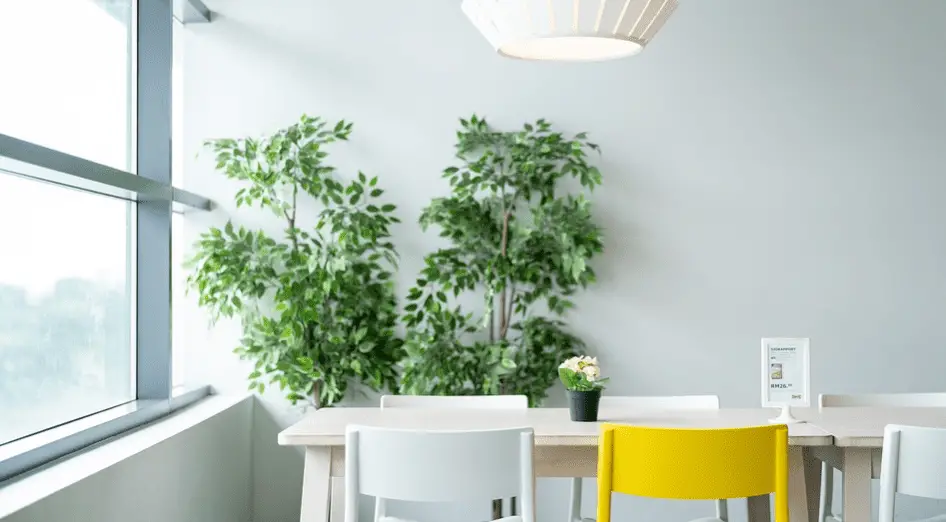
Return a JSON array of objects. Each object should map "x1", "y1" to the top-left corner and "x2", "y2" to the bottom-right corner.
[{"x1": 462, "y1": 0, "x2": 679, "y2": 62}]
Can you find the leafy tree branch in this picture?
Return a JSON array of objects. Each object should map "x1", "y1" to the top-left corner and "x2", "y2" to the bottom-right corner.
[
  {"x1": 187, "y1": 115, "x2": 403, "y2": 408},
  {"x1": 399, "y1": 115, "x2": 604, "y2": 406}
]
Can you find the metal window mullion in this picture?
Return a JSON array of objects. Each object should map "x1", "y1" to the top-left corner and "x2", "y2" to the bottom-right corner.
[
  {"x1": 135, "y1": 0, "x2": 173, "y2": 401},
  {"x1": 0, "y1": 134, "x2": 211, "y2": 209},
  {"x1": 124, "y1": 0, "x2": 137, "y2": 403}
]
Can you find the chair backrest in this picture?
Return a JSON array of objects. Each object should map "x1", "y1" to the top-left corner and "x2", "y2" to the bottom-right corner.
[
  {"x1": 820, "y1": 393, "x2": 946, "y2": 408},
  {"x1": 879, "y1": 424, "x2": 946, "y2": 522},
  {"x1": 345, "y1": 426, "x2": 535, "y2": 522},
  {"x1": 380, "y1": 394, "x2": 529, "y2": 409},
  {"x1": 596, "y1": 423, "x2": 788, "y2": 522},
  {"x1": 600, "y1": 395, "x2": 720, "y2": 410}
]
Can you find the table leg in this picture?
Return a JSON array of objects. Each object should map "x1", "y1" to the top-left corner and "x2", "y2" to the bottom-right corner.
[
  {"x1": 788, "y1": 446, "x2": 823, "y2": 522},
  {"x1": 841, "y1": 448, "x2": 872, "y2": 522},
  {"x1": 300, "y1": 447, "x2": 332, "y2": 522},
  {"x1": 330, "y1": 477, "x2": 345, "y2": 522},
  {"x1": 747, "y1": 495, "x2": 771, "y2": 522}
]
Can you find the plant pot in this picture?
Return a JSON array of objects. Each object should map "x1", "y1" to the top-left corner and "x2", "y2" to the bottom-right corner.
[{"x1": 567, "y1": 389, "x2": 601, "y2": 422}]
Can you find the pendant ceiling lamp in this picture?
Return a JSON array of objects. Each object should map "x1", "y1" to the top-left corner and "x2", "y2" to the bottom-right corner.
[{"x1": 462, "y1": 0, "x2": 678, "y2": 62}]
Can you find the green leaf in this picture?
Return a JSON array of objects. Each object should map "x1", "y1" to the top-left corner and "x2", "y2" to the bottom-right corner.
[{"x1": 354, "y1": 327, "x2": 368, "y2": 341}]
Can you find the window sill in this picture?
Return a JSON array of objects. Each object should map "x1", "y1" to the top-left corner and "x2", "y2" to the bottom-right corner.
[
  {"x1": 0, "y1": 386, "x2": 213, "y2": 486},
  {"x1": 0, "y1": 392, "x2": 250, "y2": 519}
]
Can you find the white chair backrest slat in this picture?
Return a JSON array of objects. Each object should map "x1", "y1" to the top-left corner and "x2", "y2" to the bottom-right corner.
[
  {"x1": 820, "y1": 393, "x2": 946, "y2": 408},
  {"x1": 879, "y1": 424, "x2": 946, "y2": 522},
  {"x1": 600, "y1": 395, "x2": 720, "y2": 409},
  {"x1": 346, "y1": 426, "x2": 533, "y2": 503},
  {"x1": 380, "y1": 395, "x2": 528, "y2": 409}
]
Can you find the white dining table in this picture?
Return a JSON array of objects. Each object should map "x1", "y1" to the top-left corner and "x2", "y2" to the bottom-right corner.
[
  {"x1": 792, "y1": 406, "x2": 946, "y2": 522},
  {"x1": 279, "y1": 405, "x2": 838, "y2": 522}
]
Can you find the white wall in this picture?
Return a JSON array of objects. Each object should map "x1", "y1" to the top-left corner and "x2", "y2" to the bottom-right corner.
[
  {"x1": 1, "y1": 397, "x2": 253, "y2": 522},
  {"x1": 177, "y1": 1, "x2": 946, "y2": 521}
]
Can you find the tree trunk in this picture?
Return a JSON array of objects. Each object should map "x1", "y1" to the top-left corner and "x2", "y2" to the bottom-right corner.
[
  {"x1": 312, "y1": 380, "x2": 322, "y2": 410},
  {"x1": 498, "y1": 211, "x2": 511, "y2": 340}
]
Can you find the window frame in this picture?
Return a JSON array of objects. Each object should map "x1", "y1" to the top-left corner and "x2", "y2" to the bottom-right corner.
[{"x1": 0, "y1": 0, "x2": 212, "y2": 483}]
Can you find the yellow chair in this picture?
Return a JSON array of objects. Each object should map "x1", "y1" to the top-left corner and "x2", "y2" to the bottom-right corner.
[{"x1": 596, "y1": 423, "x2": 789, "y2": 522}]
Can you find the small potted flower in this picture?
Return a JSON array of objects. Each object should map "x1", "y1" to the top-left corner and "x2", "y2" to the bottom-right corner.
[{"x1": 559, "y1": 355, "x2": 608, "y2": 422}]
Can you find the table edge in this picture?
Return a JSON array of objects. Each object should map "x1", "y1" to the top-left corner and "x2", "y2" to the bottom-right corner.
[
  {"x1": 278, "y1": 434, "x2": 834, "y2": 447},
  {"x1": 832, "y1": 436, "x2": 883, "y2": 448}
]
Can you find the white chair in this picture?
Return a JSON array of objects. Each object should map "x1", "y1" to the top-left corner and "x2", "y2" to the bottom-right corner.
[
  {"x1": 567, "y1": 395, "x2": 726, "y2": 522},
  {"x1": 380, "y1": 394, "x2": 528, "y2": 518},
  {"x1": 818, "y1": 393, "x2": 946, "y2": 522},
  {"x1": 345, "y1": 425, "x2": 535, "y2": 522},
  {"x1": 879, "y1": 424, "x2": 946, "y2": 522}
]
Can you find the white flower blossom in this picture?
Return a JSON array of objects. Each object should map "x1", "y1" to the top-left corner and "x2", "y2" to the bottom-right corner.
[
  {"x1": 581, "y1": 365, "x2": 599, "y2": 380},
  {"x1": 562, "y1": 355, "x2": 602, "y2": 380},
  {"x1": 560, "y1": 354, "x2": 607, "y2": 391}
]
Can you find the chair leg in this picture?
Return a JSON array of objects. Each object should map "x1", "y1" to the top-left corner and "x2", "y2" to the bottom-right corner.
[
  {"x1": 374, "y1": 498, "x2": 387, "y2": 522},
  {"x1": 819, "y1": 462, "x2": 833, "y2": 522},
  {"x1": 835, "y1": 476, "x2": 844, "y2": 522},
  {"x1": 492, "y1": 499, "x2": 503, "y2": 520},
  {"x1": 715, "y1": 499, "x2": 729, "y2": 522},
  {"x1": 569, "y1": 477, "x2": 583, "y2": 522},
  {"x1": 511, "y1": 497, "x2": 518, "y2": 516}
]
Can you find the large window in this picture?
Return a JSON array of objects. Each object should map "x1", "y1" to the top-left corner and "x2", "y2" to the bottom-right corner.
[
  {"x1": 0, "y1": 0, "x2": 211, "y2": 481},
  {"x1": 0, "y1": 1, "x2": 135, "y2": 447},
  {"x1": 0, "y1": 176, "x2": 133, "y2": 446}
]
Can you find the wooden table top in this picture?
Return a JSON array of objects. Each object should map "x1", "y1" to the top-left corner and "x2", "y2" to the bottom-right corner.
[
  {"x1": 792, "y1": 406, "x2": 946, "y2": 447},
  {"x1": 278, "y1": 406, "x2": 834, "y2": 447}
]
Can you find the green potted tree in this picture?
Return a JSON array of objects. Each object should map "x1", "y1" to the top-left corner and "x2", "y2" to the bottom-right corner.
[
  {"x1": 187, "y1": 115, "x2": 403, "y2": 408},
  {"x1": 399, "y1": 115, "x2": 604, "y2": 406}
]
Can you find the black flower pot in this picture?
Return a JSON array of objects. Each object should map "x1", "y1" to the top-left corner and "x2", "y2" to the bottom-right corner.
[{"x1": 567, "y1": 389, "x2": 601, "y2": 422}]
